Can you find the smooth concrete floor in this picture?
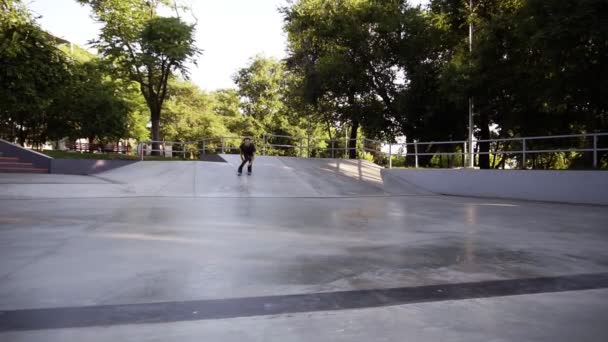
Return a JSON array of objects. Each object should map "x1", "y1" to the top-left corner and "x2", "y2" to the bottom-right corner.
[
  {"x1": 1, "y1": 159, "x2": 608, "y2": 341},
  {"x1": 3, "y1": 289, "x2": 608, "y2": 342}
]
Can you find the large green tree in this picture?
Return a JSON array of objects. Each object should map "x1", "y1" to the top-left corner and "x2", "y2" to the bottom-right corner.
[
  {"x1": 283, "y1": 0, "x2": 381, "y2": 158},
  {"x1": 55, "y1": 61, "x2": 130, "y2": 149},
  {"x1": 78, "y1": 0, "x2": 200, "y2": 153},
  {"x1": 512, "y1": 0, "x2": 608, "y2": 167},
  {"x1": 0, "y1": 0, "x2": 71, "y2": 146},
  {"x1": 211, "y1": 89, "x2": 259, "y2": 137},
  {"x1": 234, "y1": 56, "x2": 285, "y2": 124},
  {"x1": 234, "y1": 55, "x2": 325, "y2": 155},
  {"x1": 161, "y1": 80, "x2": 230, "y2": 143},
  {"x1": 431, "y1": 0, "x2": 608, "y2": 168},
  {"x1": 283, "y1": 0, "x2": 460, "y2": 159}
]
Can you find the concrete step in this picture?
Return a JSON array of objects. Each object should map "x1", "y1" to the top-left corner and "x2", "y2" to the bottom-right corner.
[
  {"x1": 0, "y1": 151, "x2": 48, "y2": 173},
  {"x1": 0, "y1": 156, "x2": 19, "y2": 162},
  {"x1": 0, "y1": 161, "x2": 36, "y2": 169},
  {"x1": 0, "y1": 167, "x2": 48, "y2": 174}
]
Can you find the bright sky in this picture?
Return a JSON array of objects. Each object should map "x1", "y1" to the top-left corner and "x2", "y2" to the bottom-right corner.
[{"x1": 28, "y1": 0, "x2": 429, "y2": 91}]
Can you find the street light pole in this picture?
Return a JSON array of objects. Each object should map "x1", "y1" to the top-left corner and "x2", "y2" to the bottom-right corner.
[{"x1": 467, "y1": 0, "x2": 475, "y2": 168}]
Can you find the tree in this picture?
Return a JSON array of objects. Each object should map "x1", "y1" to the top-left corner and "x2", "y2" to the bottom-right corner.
[
  {"x1": 282, "y1": 0, "x2": 608, "y2": 167},
  {"x1": 234, "y1": 56, "x2": 285, "y2": 123},
  {"x1": 234, "y1": 55, "x2": 324, "y2": 155},
  {"x1": 161, "y1": 80, "x2": 230, "y2": 143},
  {"x1": 512, "y1": 0, "x2": 608, "y2": 167},
  {"x1": 0, "y1": 0, "x2": 71, "y2": 146},
  {"x1": 211, "y1": 89, "x2": 260, "y2": 137},
  {"x1": 121, "y1": 85, "x2": 150, "y2": 143},
  {"x1": 430, "y1": 0, "x2": 608, "y2": 168},
  {"x1": 283, "y1": 0, "x2": 375, "y2": 158},
  {"x1": 233, "y1": 56, "x2": 295, "y2": 137},
  {"x1": 284, "y1": 0, "x2": 461, "y2": 159},
  {"x1": 78, "y1": 0, "x2": 200, "y2": 154},
  {"x1": 56, "y1": 61, "x2": 130, "y2": 149}
]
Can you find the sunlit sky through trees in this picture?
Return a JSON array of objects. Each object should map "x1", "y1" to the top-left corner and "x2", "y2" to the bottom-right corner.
[{"x1": 29, "y1": 0, "x2": 429, "y2": 91}]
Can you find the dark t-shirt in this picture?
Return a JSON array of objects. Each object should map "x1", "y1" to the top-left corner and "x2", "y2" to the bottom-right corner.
[{"x1": 240, "y1": 143, "x2": 256, "y2": 156}]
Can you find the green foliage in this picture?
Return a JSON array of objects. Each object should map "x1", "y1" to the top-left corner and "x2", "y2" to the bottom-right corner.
[
  {"x1": 118, "y1": 81, "x2": 150, "y2": 142},
  {"x1": 58, "y1": 61, "x2": 130, "y2": 143},
  {"x1": 282, "y1": 0, "x2": 463, "y2": 158},
  {"x1": 0, "y1": 0, "x2": 149, "y2": 148},
  {"x1": 3, "y1": 0, "x2": 605, "y2": 170},
  {"x1": 358, "y1": 151, "x2": 375, "y2": 163},
  {"x1": 141, "y1": 17, "x2": 197, "y2": 73},
  {"x1": 283, "y1": 0, "x2": 607, "y2": 168},
  {"x1": 283, "y1": 0, "x2": 383, "y2": 148},
  {"x1": 78, "y1": 0, "x2": 201, "y2": 145},
  {"x1": 234, "y1": 55, "x2": 319, "y2": 140},
  {"x1": 0, "y1": 0, "x2": 71, "y2": 145},
  {"x1": 234, "y1": 56, "x2": 285, "y2": 122},
  {"x1": 57, "y1": 43, "x2": 96, "y2": 63},
  {"x1": 161, "y1": 80, "x2": 231, "y2": 142}
]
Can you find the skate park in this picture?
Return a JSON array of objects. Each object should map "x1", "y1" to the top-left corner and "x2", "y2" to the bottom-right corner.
[
  {"x1": 3, "y1": 0, "x2": 608, "y2": 340},
  {"x1": 1, "y1": 147, "x2": 608, "y2": 341}
]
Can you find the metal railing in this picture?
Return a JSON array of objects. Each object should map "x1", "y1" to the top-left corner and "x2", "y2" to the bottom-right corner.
[{"x1": 137, "y1": 132, "x2": 608, "y2": 169}]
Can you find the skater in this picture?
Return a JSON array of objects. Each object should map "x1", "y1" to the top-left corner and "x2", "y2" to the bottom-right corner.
[{"x1": 238, "y1": 137, "x2": 256, "y2": 176}]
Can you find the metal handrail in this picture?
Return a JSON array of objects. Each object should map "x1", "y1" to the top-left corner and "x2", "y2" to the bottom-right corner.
[
  {"x1": 403, "y1": 140, "x2": 468, "y2": 146},
  {"x1": 479, "y1": 132, "x2": 608, "y2": 142},
  {"x1": 265, "y1": 133, "x2": 299, "y2": 139},
  {"x1": 137, "y1": 131, "x2": 607, "y2": 169}
]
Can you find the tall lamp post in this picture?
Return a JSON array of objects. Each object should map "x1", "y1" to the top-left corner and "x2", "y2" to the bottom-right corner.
[{"x1": 467, "y1": 0, "x2": 475, "y2": 168}]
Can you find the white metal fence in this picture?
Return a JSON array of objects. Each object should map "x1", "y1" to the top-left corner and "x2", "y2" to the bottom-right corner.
[{"x1": 137, "y1": 132, "x2": 608, "y2": 169}]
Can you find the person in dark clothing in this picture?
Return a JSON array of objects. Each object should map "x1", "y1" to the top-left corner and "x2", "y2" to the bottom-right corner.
[{"x1": 238, "y1": 138, "x2": 256, "y2": 175}]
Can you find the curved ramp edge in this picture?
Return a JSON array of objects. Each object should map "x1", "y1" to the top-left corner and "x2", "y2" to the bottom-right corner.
[{"x1": 383, "y1": 169, "x2": 608, "y2": 205}]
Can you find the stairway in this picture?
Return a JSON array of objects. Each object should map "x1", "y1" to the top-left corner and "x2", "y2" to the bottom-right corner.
[{"x1": 0, "y1": 152, "x2": 49, "y2": 173}]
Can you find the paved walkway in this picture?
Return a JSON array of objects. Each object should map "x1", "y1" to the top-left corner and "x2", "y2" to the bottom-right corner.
[{"x1": 1, "y1": 158, "x2": 607, "y2": 341}]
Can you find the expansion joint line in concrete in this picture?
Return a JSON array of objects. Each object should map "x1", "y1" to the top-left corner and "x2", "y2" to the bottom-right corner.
[{"x1": 2, "y1": 272, "x2": 608, "y2": 332}]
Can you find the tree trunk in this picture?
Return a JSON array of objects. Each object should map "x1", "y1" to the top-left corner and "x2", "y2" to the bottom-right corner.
[
  {"x1": 547, "y1": 153, "x2": 555, "y2": 169},
  {"x1": 498, "y1": 154, "x2": 506, "y2": 169},
  {"x1": 18, "y1": 122, "x2": 26, "y2": 146},
  {"x1": 491, "y1": 143, "x2": 497, "y2": 168},
  {"x1": 88, "y1": 136, "x2": 95, "y2": 153},
  {"x1": 478, "y1": 111, "x2": 491, "y2": 169},
  {"x1": 418, "y1": 144, "x2": 439, "y2": 167},
  {"x1": 326, "y1": 120, "x2": 333, "y2": 140},
  {"x1": 582, "y1": 110, "x2": 597, "y2": 169},
  {"x1": 348, "y1": 119, "x2": 359, "y2": 159},
  {"x1": 583, "y1": 137, "x2": 594, "y2": 169},
  {"x1": 151, "y1": 106, "x2": 161, "y2": 156}
]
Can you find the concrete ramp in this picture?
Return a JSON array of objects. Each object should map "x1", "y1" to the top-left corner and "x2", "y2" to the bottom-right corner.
[
  {"x1": 219, "y1": 155, "x2": 431, "y2": 197},
  {"x1": 0, "y1": 157, "x2": 433, "y2": 198},
  {"x1": 92, "y1": 158, "x2": 321, "y2": 197},
  {"x1": 276, "y1": 157, "x2": 429, "y2": 196},
  {"x1": 213, "y1": 155, "x2": 320, "y2": 197}
]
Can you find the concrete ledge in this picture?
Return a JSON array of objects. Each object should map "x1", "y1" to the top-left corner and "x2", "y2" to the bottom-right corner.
[
  {"x1": 50, "y1": 159, "x2": 137, "y2": 175},
  {"x1": 383, "y1": 169, "x2": 608, "y2": 205},
  {"x1": 0, "y1": 139, "x2": 52, "y2": 171}
]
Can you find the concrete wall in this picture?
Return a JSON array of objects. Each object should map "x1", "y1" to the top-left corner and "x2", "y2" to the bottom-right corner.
[
  {"x1": 382, "y1": 169, "x2": 608, "y2": 205},
  {"x1": 50, "y1": 159, "x2": 137, "y2": 175},
  {"x1": 0, "y1": 139, "x2": 52, "y2": 171}
]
